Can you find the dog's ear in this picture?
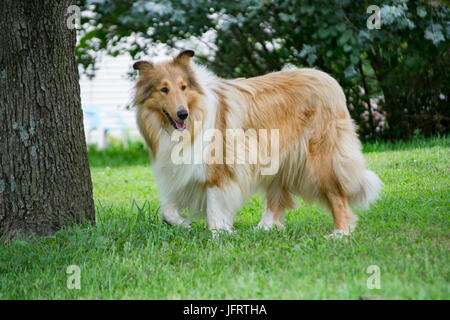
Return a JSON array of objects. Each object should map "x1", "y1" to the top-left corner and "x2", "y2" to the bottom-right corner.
[
  {"x1": 133, "y1": 61, "x2": 153, "y2": 74},
  {"x1": 174, "y1": 50, "x2": 195, "y2": 66}
]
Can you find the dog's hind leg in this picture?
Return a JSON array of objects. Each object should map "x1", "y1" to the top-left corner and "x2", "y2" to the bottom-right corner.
[
  {"x1": 257, "y1": 187, "x2": 294, "y2": 230},
  {"x1": 325, "y1": 191, "x2": 357, "y2": 237}
]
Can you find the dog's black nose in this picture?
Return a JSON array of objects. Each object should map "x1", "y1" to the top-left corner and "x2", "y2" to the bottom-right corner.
[{"x1": 177, "y1": 109, "x2": 189, "y2": 120}]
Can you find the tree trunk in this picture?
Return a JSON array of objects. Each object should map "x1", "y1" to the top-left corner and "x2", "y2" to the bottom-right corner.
[{"x1": 0, "y1": 0, "x2": 95, "y2": 238}]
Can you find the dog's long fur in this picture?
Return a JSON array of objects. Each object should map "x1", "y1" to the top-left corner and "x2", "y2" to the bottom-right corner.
[{"x1": 133, "y1": 51, "x2": 382, "y2": 235}]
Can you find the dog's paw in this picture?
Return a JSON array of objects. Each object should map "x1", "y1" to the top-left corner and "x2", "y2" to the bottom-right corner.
[
  {"x1": 210, "y1": 227, "x2": 233, "y2": 238},
  {"x1": 256, "y1": 221, "x2": 285, "y2": 231},
  {"x1": 162, "y1": 215, "x2": 191, "y2": 229},
  {"x1": 325, "y1": 230, "x2": 350, "y2": 239},
  {"x1": 178, "y1": 220, "x2": 192, "y2": 229}
]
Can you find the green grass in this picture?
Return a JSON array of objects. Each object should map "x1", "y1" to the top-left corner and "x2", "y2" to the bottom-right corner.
[{"x1": 0, "y1": 137, "x2": 449, "y2": 299}]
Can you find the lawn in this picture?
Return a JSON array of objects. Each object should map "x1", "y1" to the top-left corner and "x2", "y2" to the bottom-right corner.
[{"x1": 0, "y1": 137, "x2": 449, "y2": 299}]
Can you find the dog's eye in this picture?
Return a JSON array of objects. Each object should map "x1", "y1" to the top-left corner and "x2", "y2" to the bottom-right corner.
[
  {"x1": 161, "y1": 87, "x2": 169, "y2": 94},
  {"x1": 181, "y1": 85, "x2": 187, "y2": 91}
]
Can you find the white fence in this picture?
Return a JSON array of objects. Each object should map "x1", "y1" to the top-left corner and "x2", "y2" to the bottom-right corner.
[{"x1": 83, "y1": 107, "x2": 141, "y2": 148}]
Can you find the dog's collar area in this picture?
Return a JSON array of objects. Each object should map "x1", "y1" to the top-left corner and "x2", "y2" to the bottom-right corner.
[{"x1": 162, "y1": 109, "x2": 186, "y2": 131}]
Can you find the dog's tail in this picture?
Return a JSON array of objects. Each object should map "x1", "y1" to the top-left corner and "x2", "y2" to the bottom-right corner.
[
  {"x1": 347, "y1": 169, "x2": 383, "y2": 208},
  {"x1": 332, "y1": 121, "x2": 383, "y2": 208}
]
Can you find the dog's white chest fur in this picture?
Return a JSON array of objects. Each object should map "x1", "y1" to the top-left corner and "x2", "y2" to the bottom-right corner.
[{"x1": 152, "y1": 125, "x2": 209, "y2": 215}]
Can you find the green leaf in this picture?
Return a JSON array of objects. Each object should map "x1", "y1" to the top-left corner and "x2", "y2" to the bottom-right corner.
[
  {"x1": 417, "y1": 6, "x2": 427, "y2": 18},
  {"x1": 338, "y1": 30, "x2": 352, "y2": 46},
  {"x1": 350, "y1": 53, "x2": 360, "y2": 65}
]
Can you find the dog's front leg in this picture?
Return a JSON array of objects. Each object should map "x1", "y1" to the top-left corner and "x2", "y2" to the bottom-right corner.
[
  {"x1": 206, "y1": 185, "x2": 241, "y2": 235},
  {"x1": 161, "y1": 202, "x2": 190, "y2": 228}
]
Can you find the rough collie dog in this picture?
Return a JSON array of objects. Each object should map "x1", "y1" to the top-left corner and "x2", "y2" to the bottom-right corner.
[{"x1": 133, "y1": 50, "x2": 382, "y2": 237}]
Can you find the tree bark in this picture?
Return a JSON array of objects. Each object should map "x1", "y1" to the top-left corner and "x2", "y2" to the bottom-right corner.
[{"x1": 0, "y1": 0, "x2": 95, "y2": 238}]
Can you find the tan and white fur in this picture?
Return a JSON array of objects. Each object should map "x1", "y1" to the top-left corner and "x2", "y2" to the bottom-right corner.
[{"x1": 133, "y1": 50, "x2": 382, "y2": 237}]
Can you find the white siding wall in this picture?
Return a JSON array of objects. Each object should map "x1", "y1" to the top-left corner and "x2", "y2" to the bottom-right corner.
[{"x1": 79, "y1": 55, "x2": 141, "y2": 145}]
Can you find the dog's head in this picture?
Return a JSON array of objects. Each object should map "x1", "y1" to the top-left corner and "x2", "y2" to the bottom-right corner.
[{"x1": 133, "y1": 50, "x2": 204, "y2": 132}]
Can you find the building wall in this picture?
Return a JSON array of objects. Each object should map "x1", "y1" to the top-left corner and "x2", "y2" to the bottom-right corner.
[{"x1": 79, "y1": 54, "x2": 141, "y2": 144}]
